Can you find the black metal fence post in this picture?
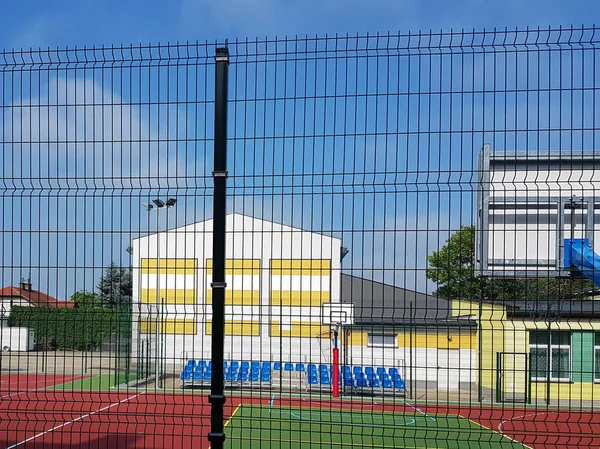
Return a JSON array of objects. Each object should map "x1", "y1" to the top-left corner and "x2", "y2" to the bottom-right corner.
[{"x1": 208, "y1": 46, "x2": 230, "y2": 449}]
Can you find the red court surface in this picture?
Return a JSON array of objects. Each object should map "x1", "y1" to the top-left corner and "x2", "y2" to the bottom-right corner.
[{"x1": 1, "y1": 375, "x2": 599, "y2": 448}]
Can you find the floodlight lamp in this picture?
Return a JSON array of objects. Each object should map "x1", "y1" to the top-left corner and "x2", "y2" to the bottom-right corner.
[
  {"x1": 141, "y1": 203, "x2": 154, "y2": 210},
  {"x1": 153, "y1": 199, "x2": 166, "y2": 208},
  {"x1": 166, "y1": 198, "x2": 177, "y2": 207}
]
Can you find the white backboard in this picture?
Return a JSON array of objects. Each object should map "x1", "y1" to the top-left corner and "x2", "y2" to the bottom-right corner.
[
  {"x1": 322, "y1": 302, "x2": 355, "y2": 326},
  {"x1": 476, "y1": 145, "x2": 600, "y2": 277}
]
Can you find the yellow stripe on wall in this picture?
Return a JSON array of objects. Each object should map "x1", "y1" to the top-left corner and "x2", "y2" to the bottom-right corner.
[
  {"x1": 206, "y1": 259, "x2": 260, "y2": 275},
  {"x1": 141, "y1": 258, "x2": 197, "y2": 275},
  {"x1": 205, "y1": 320, "x2": 261, "y2": 336},
  {"x1": 270, "y1": 259, "x2": 331, "y2": 276},
  {"x1": 270, "y1": 290, "x2": 330, "y2": 306},
  {"x1": 141, "y1": 288, "x2": 196, "y2": 304},
  {"x1": 140, "y1": 318, "x2": 197, "y2": 335},
  {"x1": 347, "y1": 331, "x2": 476, "y2": 349},
  {"x1": 270, "y1": 321, "x2": 329, "y2": 338},
  {"x1": 205, "y1": 289, "x2": 260, "y2": 305}
]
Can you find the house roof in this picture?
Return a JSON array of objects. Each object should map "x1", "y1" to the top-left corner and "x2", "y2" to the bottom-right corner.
[
  {"x1": 341, "y1": 274, "x2": 476, "y2": 329},
  {"x1": 0, "y1": 286, "x2": 75, "y2": 308}
]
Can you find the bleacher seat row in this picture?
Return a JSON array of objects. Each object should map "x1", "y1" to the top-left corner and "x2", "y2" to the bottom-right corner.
[{"x1": 180, "y1": 360, "x2": 405, "y2": 391}]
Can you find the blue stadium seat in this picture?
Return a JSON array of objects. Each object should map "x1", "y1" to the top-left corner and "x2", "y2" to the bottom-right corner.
[
  {"x1": 353, "y1": 366, "x2": 362, "y2": 375},
  {"x1": 273, "y1": 362, "x2": 281, "y2": 370},
  {"x1": 308, "y1": 363, "x2": 316, "y2": 371},
  {"x1": 181, "y1": 371, "x2": 191, "y2": 380},
  {"x1": 251, "y1": 371, "x2": 260, "y2": 382},
  {"x1": 262, "y1": 361, "x2": 270, "y2": 370},
  {"x1": 395, "y1": 380, "x2": 405, "y2": 389},
  {"x1": 389, "y1": 367, "x2": 398, "y2": 377},
  {"x1": 203, "y1": 373, "x2": 212, "y2": 381},
  {"x1": 376, "y1": 367, "x2": 386, "y2": 376},
  {"x1": 193, "y1": 371, "x2": 202, "y2": 380},
  {"x1": 321, "y1": 377, "x2": 330, "y2": 385},
  {"x1": 344, "y1": 378, "x2": 354, "y2": 387},
  {"x1": 241, "y1": 361, "x2": 250, "y2": 369},
  {"x1": 226, "y1": 372, "x2": 237, "y2": 381},
  {"x1": 261, "y1": 372, "x2": 271, "y2": 382},
  {"x1": 356, "y1": 378, "x2": 368, "y2": 387},
  {"x1": 393, "y1": 374, "x2": 402, "y2": 383},
  {"x1": 284, "y1": 363, "x2": 294, "y2": 371},
  {"x1": 320, "y1": 364, "x2": 329, "y2": 372},
  {"x1": 295, "y1": 363, "x2": 305, "y2": 372},
  {"x1": 251, "y1": 361, "x2": 260, "y2": 368},
  {"x1": 365, "y1": 366, "x2": 374, "y2": 374},
  {"x1": 238, "y1": 372, "x2": 248, "y2": 381},
  {"x1": 383, "y1": 379, "x2": 393, "y2": 388},
  {"x1": 186, "y1": 360, "x2": 194, "y2": 368},
  {"x1": 368, "y1": 379, "x2": 380, "y2": 388}
]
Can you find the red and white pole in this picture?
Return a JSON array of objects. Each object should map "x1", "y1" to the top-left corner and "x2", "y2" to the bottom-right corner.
[{"x1": 332, "y1": 327, "x2": 340, "y2": 398}]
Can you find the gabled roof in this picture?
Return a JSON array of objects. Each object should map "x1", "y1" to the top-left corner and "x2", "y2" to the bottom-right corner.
[
  {"x1": 341, "y1": 274, "x2": 476, "y2": 329},
  {"x1": 0, "y1": 286, "x2": 75, "y2": 308},
  {"x1": 133, "y1": 212, "x2": 339, "y2": 241}
]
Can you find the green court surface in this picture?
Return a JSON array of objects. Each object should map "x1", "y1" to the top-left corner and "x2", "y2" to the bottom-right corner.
[
  {"x1": 46, "y1": 373, "x2": 138, "y2": 391},
  {"x1": 224, "y1": 405, "x2": 526, "y2": 449}
]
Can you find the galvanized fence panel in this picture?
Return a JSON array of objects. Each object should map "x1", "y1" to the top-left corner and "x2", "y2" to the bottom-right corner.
[{"x1": 1, "y1": 27, "x2": 599, "y2": 449}]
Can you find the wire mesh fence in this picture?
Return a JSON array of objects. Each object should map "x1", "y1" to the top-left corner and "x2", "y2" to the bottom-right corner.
[{"x1": 1, "y1": 26, "x2": 600, "y2": 448}]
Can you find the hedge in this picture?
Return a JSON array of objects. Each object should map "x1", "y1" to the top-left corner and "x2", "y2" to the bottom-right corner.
[{"x1": 7, "y1": 305, "x2": 131, "y2": 351}]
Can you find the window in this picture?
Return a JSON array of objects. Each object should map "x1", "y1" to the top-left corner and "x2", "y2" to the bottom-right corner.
[
  {"x1": 368, "y1": 334, "x2": 397, "y2": 347},
  {"x1": 529, "y1": 331, "x2": 571, "y2": 382},
  {"x1": 595, "y1": 333, "x2": 600, "y2": 382}
]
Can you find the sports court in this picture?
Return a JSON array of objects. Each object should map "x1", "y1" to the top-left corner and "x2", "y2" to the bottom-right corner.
[{"x1": 2, "y1": 372, "x2": 599, "y2": 449}]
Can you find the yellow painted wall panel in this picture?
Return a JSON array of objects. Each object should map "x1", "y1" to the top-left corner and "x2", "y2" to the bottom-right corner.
[
  {"x1": 141, "y1": 258, "x2": 197, "y2": 275},
  {"x1": 531, "y1": 381, "x2": 600, "y2": 401},
  {"x1": 270, "y1": 259, "x2": 331, "y2": 276},
  {"x1": 141, "y1": 288, "x2": 196, "y2": 304},
  {"x1": 270, "y1": 321, "x2": 329, "y2": 338},
  {"x1": 270, "y1": 290, "x2": 330, "y2": 306},
  {"x1": 205, "y1": 289, "x2": 260, "y2": 305},
  {"x1": 347, "y1": 331, "x2": 476, "y2": 349},
  {"x1": 205, "y1": 319, "x2": 260, "y2": 336},
  {"x1": 140, "y1": 318, "x2": 197, "y2": 335},
  {"x1": 206, "y1": 259, "x2": 260, "y2": 275}
]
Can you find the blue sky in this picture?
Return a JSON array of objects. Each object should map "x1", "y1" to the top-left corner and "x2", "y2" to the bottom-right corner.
[
  {"x1": 0, "y1": 0, "x2": 597, "y2": 50},
  {"x1": 1, "y1": 2, "x2": 599, "y2": 300}
]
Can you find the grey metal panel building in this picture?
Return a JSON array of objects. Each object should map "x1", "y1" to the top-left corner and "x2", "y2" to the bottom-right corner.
[{"x1": 340, "y1": 274, "x2": 475, "y2": 329}]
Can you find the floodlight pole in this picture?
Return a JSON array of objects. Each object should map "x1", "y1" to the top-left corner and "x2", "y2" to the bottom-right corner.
[
  {"x1": 142, "y1": 198, "x2": 177, "y2": 390},
  {"x1": 208, "y1": 46, "x2": 230, "y2": 449}
]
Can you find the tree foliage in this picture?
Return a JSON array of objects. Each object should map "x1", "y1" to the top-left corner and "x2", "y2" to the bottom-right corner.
[
  {"x1": 427, "y1": 225, "x2": 595, "y2": 300},
  {"x1": 7, "y1": 306, "x2": 128, "y2": 351},
  {"x1": 97, "y1": 263, "x2": 132, "y2": 307},
  {"x1": 70, "y1": 291, "x2": 101, "y2": 309}
]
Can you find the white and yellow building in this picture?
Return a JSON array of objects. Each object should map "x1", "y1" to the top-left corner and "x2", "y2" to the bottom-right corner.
[
  {"x1": 131, "y1": 213, "x2": 481, "y2": 392},
  {"x1": 131, "y1": 213, "x2": 342, "y2": 366}
]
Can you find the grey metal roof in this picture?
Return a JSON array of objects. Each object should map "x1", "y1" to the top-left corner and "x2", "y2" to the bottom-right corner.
[
  {"x1": 505, "y1": 299, "x2": 600, "y2": 318},
  {"x1": 340, "y1": 274, "x2": 475, "y2": 329}
]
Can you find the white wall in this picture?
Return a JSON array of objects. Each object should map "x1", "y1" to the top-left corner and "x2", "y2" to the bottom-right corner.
[
  {"x1": 131, "y1": 213, "x2": 342, "y2": 367},
  {"x1": 0, "y1": 328, "x2": 34, "y2": 351}
]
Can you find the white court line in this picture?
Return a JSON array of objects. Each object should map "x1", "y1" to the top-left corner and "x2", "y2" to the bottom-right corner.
[
  {"x1": 498, "y1": 411, "x2": 544, "y2": 449},
  {"x1": 6, "y1": 392, "x2": 143, "y2": 449},
  {"x1": 0, "y1": 375, "x2": 89, "y2": 399}
]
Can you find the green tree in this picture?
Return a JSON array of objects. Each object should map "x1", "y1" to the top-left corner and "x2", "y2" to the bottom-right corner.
[
  {"x1": 71, "y1": 291, "x2": 101, "y2": 309},
  {"x1": 97, "y1": 263, "x2": 133, "y2": 307},
  {"x1": 426, "y1": 225, "x2": 594, "y2": 300}
]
